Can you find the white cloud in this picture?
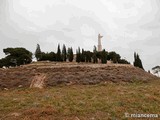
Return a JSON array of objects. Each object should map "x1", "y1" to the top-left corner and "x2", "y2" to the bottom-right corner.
[
  {"x1": 81, "y1": 24, "x2": 95, "y2": 37},
  {"x1": 0, "y1": 0, "x2": 160, "y2": 70}
]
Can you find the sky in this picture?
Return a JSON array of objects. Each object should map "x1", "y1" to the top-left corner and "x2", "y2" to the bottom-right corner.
[{"x1": 0, "y1": 0, "x2": 160, "y2": 70}]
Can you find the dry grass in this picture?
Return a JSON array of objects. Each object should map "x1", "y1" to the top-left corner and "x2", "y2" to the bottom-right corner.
[
  {"x1": 0, "y1": 62, "x2": 159, "y2": 119},
  {"x1": 0, "y1": 62, "x2": 157, "y2": 89},
  {"x1": 0, "y1": 79, "x2": 160, "y2": 120}
]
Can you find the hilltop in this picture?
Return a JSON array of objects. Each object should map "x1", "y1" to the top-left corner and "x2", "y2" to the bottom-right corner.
[{"x1": 0, "y1": 62, "x2": 158, "y2": 89}]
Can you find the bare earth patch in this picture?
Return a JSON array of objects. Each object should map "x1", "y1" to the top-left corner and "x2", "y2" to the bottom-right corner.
[{"x1": 30, "y1": 74, "x2": 46, "y2": 89}]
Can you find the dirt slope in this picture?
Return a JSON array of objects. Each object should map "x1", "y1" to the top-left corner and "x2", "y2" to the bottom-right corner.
[
  {"x1": 30, "y1": 74, "x2": 46, "y2": 89},
  {"x1": 0, "y1": 62, "x2": 158, "y2": 89}
]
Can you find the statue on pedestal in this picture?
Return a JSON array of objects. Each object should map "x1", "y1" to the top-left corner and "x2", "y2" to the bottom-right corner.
[{"x1": 98, "y1": 34, "x2": 103, "y2": 51}]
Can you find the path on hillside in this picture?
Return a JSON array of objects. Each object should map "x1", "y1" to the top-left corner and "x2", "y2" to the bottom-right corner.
[{"x1": 30, "y1": 74, "x2": 46, "y2": 89}]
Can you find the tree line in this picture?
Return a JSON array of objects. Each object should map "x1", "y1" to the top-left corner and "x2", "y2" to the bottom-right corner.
[
  {"x1": 0, "y1": 44, "x2": 145, "y2": 70},
  {"x1": 35, "y1": 44, "x2": 130, "y2": 64},
  {"x1": 35, "y1": 44, "x2": 74, "y2": 62}
]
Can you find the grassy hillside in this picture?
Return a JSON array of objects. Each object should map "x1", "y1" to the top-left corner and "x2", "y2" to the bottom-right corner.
[
  {"x1": 0, "y1": 62, "x2": 158, "y2": 89},
  {"x1": 0, "y1": 79, "x2": 160, "y2": 120},
  {"x1": 0, "y1": 62, "x2": 159, "y2": 119}
]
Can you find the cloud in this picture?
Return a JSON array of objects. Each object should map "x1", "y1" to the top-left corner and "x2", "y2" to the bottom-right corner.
[
  {"x1": 62, "y1": 28, "x2": 74, "y2": 32},
  {"x1": 0, "y1": 0, "x2": 160, "y2": 71}
]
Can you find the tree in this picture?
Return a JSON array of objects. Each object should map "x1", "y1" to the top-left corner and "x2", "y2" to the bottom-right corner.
[
  {"x1": 49, "y1": 52, "x2": 56, "y2": 61},
  {"x1": 76, "y1": 47, "x2": 81, "y2": 63},
  {"x1": 0, "y1": 58, "x2": 10, "y2": 68},
  {"x1": 0, "y1": 47, "x2": 32, "y2": 67},
  {"x1": 67, "y1": 47, "x2": 73, "y2": 62},
  {"x1": 62, "y1": 44, "x2": 67, "y2": 62},
  {"x1": 152, "y1": 66, "x2": 160, "y2": 77},
  {"x1": 96, "y1": 51, "x2": 102, "y2": 61},
  {"x1": 118, "y1": 59, "x2": 130, "y2": 64},
  {"x1": 133, "y1": 52, "x2": 138, "y2": 66},
  {"x1": 84, "y1": 51, "x2": 92, "y2": 63},
  {"x1": 92, "y1": 46, "x2": 98, "y2": 63},
  {"x1": 56, "y1": 44, "x2": 62, "y2": 62},
  {"x1": 40, "y1": 52, "x2": 56, "y2": 61},
  {"x1": 35, "y1": 44, "x2": 42, "y2": 61},
  {"x1": 133, "y1": 52, "x2": 144, "y2": 70},
  {"x1": 81, "y1": 49, "x2": 85, "y2": 62},
  {"x1": 101, "y1": 49, "x2": 107, "y2": 64},
  {"x1": 108, "y1": 51, "x2": 120, "y2": 63}
]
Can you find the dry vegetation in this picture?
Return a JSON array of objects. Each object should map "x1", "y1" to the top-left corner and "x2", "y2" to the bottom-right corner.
[
  {"x1": 0, "y1": 62, "x2": 158, "y2": 89},
  {"x1": 0, "y1": 80, "x2": 160, "y2": 119},
  {"x1": 0, "y1": 62, "x2": 159, "y2": 119}
]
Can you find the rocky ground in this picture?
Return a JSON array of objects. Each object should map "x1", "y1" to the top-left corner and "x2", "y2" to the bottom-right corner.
[{"x1": 0, "y1": 62, "x2": 158, "y2": 89}]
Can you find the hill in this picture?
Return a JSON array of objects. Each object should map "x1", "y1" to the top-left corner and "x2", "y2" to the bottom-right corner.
[
  {"x1": 0, "y1": 62, "x2": 160, "y2": 119},
  {"x1": 0, "y1": 79, "x2": 160, "y2": 119},
  {"x1": 0, "y1": 62, "x2": 158, "y2": 89}
]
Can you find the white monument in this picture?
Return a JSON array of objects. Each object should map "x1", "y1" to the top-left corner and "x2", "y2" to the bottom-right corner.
[{"x1": 98, "y1": 34, "x2": 103, "y2": 51}]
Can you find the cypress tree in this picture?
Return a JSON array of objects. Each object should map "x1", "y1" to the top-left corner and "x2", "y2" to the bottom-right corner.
[
  {"x1": 133, "y1": 52, "x2": 144, "y2": 70},
  {"x1": 93, "y1": 46, "x2": 98, "y2": 63},
  {"x1": 56, "y1": 44, "x2": 62, "y2": 62},
  {"x1": 76, "y1": 50, "x2": 78, "y2": 62},
  {"x1": 81, "y1": 49, "x2": 85, "y2": 62},
  {"x1": 137, "y1": 54, "x2": 144, "y2": 70},
  {"x1": 70, "y1": 47, "x2": 74, "y2": 62},
  {"x1": 62, "y1": 44, "x2": 67, "y2": 62},
  {"x1": 101, "y1": 49, "x2": 107, "y2": 64},
  {"x1": 76, "y1": 47, "x2": 81, "y2": 63},
  {"x1": 35, "y1": 44, "x2": 42, "y2": 61},
  {"x1": 134, "y1": 52, "x2": 138, "y2": 66},
  {"x1": 68, "y1": 47, "x2": 73, "y2": 62}
]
